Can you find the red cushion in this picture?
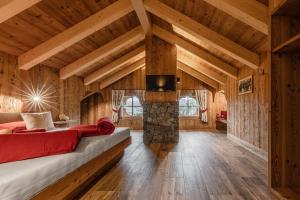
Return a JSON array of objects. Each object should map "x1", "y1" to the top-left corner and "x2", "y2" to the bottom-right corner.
[
  {"x1": 14, "y1": 128, "x2": 46, "y2": 133},
  {"x1": 70, "y1": 125, "x2": 99, "y2": 137},
  {"x1": 96, "y1": 117, "x2": 115, "y2": 135},
  {"x1": 0, "y1": 130, "x2": 80, "y2": 163},
  {"x1": 0, "y1": 121, "x2": 26, "y2": 132},
  {"x1": 221, "y1": 111, "x2": 227, "y2": 120}
]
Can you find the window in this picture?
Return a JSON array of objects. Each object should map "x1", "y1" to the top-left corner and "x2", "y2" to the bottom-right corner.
[
  {"x1": 122, "y1": 96, "x2": 143, "y2": 117},
  {"x1": 179, "y1": 96, "x2": 199, "y2": 116}
]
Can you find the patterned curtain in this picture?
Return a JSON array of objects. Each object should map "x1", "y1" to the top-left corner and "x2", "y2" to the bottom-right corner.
[
  {"x1": 195, "y1": 90, "x2": 208, "y2": 123},
  {"x1": 112, "y1": 90, "x2": 125, "y2": 123}
]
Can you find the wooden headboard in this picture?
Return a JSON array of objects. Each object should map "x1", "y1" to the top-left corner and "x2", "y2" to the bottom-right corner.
[{"x1": 0, "y1": 113, "x2": 22, "y2": 124}]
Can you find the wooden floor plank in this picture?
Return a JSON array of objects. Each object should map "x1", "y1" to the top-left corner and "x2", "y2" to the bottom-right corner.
[{"x1": 81, "y1": 131, "x2": 280, "y2": 200}]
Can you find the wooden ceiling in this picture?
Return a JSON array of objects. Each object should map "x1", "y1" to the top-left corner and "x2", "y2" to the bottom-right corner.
[{"x1": 0, "y1": 0, "x2": 268, "y2": 88}]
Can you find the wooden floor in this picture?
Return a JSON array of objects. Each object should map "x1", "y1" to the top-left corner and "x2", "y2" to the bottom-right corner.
[{"x1": 81, "y1": 131, "x2": 279, "y2": 200}]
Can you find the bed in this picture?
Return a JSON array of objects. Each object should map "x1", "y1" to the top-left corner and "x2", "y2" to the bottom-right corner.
[{"x1": 0, "y1": 113, "x2": 131, "y2": 200}]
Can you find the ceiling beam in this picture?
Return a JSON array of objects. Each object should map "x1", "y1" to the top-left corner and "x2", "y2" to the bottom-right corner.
[
  {"x1": 177, "y1": 48, "x2": 226, "y2": 85},
  {"x1": 60, "y1": 26, "x2": 144, "y2": 79},
  {"x1": 0, "y1": 0, "x2": 41, "y2": 24},
  {"x1": 202, "y1": 0, "x2": 268, "y2": 35},
  {"x1": 84, "y1": 46, "x2": 145, "y2": 85},
  {"x1": 18, "y1": 0, "x2": 133, "y2": 70},
  {"x1": 130, "y1": 0, "x2": 151, "y2": 35},
  {"x1": 144, "y1": 0, "x2": 260, "y2": 69},
  {"x1": 152, "y1": 25, "x2": 238, "y2": 79},
  {"x1": 100, "y1": 58, "x2": 145, "y2": 89},
  {"x1": 177, "y1": 61, "x2": 219, "y2": 90}
]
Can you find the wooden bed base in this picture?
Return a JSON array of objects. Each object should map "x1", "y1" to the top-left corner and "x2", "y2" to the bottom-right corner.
[{"x1": 31, "y1": 137, "x2": 131, "y2": 200}]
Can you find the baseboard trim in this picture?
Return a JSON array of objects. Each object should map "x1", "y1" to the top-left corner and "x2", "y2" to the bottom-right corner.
[{"x1": 227, "y1": 134, "x2": 268, "y2": 161}]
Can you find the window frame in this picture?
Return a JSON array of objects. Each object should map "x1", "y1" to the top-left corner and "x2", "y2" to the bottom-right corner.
[
  {"x1": 122, "y1": 95, "x2": 143, "y2": 117},
  {"x1": 178, "y1": 95, "x2": 199, "y2": 117}
]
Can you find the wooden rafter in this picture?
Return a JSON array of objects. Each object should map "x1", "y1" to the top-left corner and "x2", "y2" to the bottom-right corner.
[
  {"x1": 99, "y1": 58, "x2": 220, "y2": 90},
  {"x1": 100, "y1": 58, "x2": 145, "y2": 89},
  {"x1": 18, "y1": 0, "x2": 133, "y2": 70},
  {"x1": 144, "y1": 0, "x2": 260, "y2": 69},
  {"x1": 152, "y1": 25, "x2": 238, "y2": 79},
  {"x1": 0, "y1": 0, "x2": 41, "y2": 24},
  {"x1": 202, "y1": 0, "x2": 268, "y2": 35},
  {"x1": 177, "y1": 61, "x2": 219, "y2": 90},
  {"x1": 84, "y1": 46, "x2": 145, "y2": 85},
  {"x1": 177, "y1": 48, "x2": 226, "y2": 85},
  {"x1": 60, "y1": 26, "x2": 144, "y2": 79},
  {"x1": 130, "y1": 0, "x2": 151, "y2": 35}
]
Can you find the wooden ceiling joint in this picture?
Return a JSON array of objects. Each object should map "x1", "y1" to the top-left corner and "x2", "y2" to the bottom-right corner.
[
  {"x1": 84, "y1": 45, "x2": 145, "y2": 85},
  {"x1": 18, "y1": 0, "x2": 134, "y2": 70}
]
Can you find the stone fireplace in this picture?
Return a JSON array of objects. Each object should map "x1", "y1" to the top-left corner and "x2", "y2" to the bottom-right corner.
[
  {"x1": 143, "y1": 35, "x2": 179, "y2": 144},
  {"x1": 143, "y1": 102, "x2": 179, "y2": 144}
]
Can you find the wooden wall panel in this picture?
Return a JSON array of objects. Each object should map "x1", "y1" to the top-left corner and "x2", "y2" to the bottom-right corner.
[
  {"x1": 145, "y1": 35, "x2": 177, "y2": 102},
  {"x1": 86, "y1": 69, "x2": 145, "y2": 130},
  {"x1": 85, "y1": 68, "x2": 226, "y2": 130},
  {"x1": 177, "y1": 70, "x2": 226, "y2": 130},
  {"x1": 80, "y1": 93, "x2": 103, "y2": 125},
  {"x1": 226, "y1": 52, "x2": 269, "y2": 152},
  {"x1": 270, "y1": 5, "x2": 300, "y2": 190},
  {"x1": 0, "y1": 51, "x2": 84, "y2": 123},
  {"x1": 60, "y1": 76, "x2": 85, "y2": 123},
  {"x1": 179, "y1": 91, "x2": 225, "y2": 130}
]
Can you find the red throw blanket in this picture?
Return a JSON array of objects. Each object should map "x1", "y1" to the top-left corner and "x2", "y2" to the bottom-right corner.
[
  {"x1": 70, "y1": 117, "x2": 115, "y2": 137},
  {"x1": 70, "y1": 125, "x2": 99, "y2": 137},
  {"x1": 14, "y1": 128, "x2": 46, "y2": 133},
  {"x1": 0, "y1": 121, "x2": 26, "y2": 132},
  {"x1": 96, "y1": 117, "x2": 115, "y2": 135},
  {"x1": 0, "y1": 130, "x2": 80, "y2": 164}
]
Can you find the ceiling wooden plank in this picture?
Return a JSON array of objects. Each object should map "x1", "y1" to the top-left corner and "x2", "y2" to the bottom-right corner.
[
  {"x1": 144, "y1": 0, "x2": 260, "y2": 69},
  {"x1": 177, "y1": 48, "x2": 226, "y2": 85},
  {"x1": 130, "y1": 0, "x2": 151, "y2": 35},
  {"x1": 18, "y1": 0, "x2": 133, "y2": 70},
  {"x1": 177, "y1": 61, "x2": 219, "y2": 90},
  {"x1": 84, "y1": 45, "x2": 145, "y2": 85},
  {"x1": 60, "y1": 26, "x2": 144, "y2": 79},
  {"x1": 100, "y1": 58, "x2": 145, "y2": 89},
  {"x1": 202, "y1": 0, "x2": 268, "y2": 35},
  {"x1": 152, "y1": 25, "x2": 238, "y2": 79},
  {"x1": 0, "y1": 0, "x2": 41, "y2": 24}
]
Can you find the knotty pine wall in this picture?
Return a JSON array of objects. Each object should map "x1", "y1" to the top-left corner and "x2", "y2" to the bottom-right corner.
[
  {"x1": 84, "y1": 68, "x2": 226, "y2": 130},
  {"x1": 0, "y1": 51, "x2": 85, "y2": 123},
  {"x1": 226, "y1": 52, "x2": 269, "y2": 153}
]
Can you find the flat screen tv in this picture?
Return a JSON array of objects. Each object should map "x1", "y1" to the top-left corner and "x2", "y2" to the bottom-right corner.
[{"x1": 146, "y1": 75, "x2": 175, "y2": 92}]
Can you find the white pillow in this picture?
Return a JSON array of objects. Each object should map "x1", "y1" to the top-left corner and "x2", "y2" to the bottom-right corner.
[
  {"x1": 21, "y1": 112, "x2": 55, "y2": 130},
  {"x1": 43, "y1": 112, "x2": 55, "y2": 130}
]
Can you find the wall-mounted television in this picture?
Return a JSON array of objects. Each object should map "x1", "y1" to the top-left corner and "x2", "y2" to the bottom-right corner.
[{"x1": 146, "y1": 75, "x2": 176, "y2": 92}]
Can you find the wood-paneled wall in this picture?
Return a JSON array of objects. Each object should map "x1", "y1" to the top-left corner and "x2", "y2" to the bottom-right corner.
[
  {"x1": 145, "y1": 35, "x2": 177, "y2": 102},
  {"x1": 178, "y1": 91, "x2": 223, "y2": 130},
  {"x1": 0, "y1": 51, "x2": 85, "y2": 123},
  {"x1": 270, "y1": 4, "x2": 300, "y2": 189},
  {"x1": 80, "y1": 92, "x2": 103, "y2": 125},
  {"x1": 177, "y1": 70, "x2": 226, "y2": 130},
  {"x1": 83, "y1": 67, "x2": 226, "y2": 130},
  {"x1": 226, "y1": 52, "x2": 269, "y2": 152}
]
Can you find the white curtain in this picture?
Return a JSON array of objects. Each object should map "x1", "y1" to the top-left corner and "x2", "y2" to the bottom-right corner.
[
  {"x1": 135, "y1": 90, "x2": 145, "y2": 106},
  {"x1": 112, "y1": 90, "x2": 125, "y2": 123},
  {"x1": 195, "y1": 90, "x2": 208, "y2": 123}
]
